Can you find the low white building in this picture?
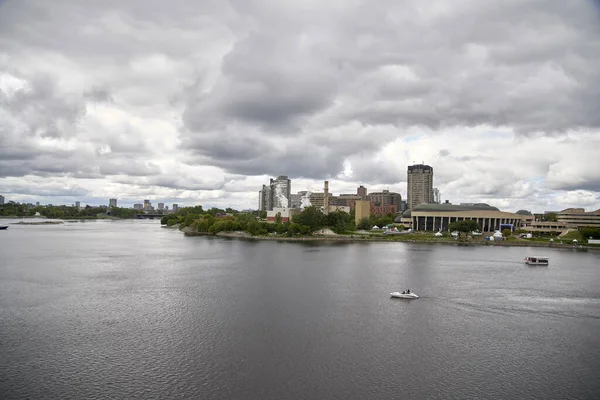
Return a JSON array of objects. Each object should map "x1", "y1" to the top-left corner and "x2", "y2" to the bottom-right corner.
[{"x1": 267, "y1": 207, "x2": 298, "y2": 223}]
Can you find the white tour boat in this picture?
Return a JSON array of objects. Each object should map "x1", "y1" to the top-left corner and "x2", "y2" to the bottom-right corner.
[
  {"x1": 390, "y1": 291, "x2": 419, "y2": 299},
  {"x1": 524, "y1": 256, "x2": 549, "y2": 265}
]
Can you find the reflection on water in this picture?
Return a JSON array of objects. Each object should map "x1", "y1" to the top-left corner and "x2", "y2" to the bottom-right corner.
[{"x1": 1, "y1": 220, "x2": 599, "y2": 399}]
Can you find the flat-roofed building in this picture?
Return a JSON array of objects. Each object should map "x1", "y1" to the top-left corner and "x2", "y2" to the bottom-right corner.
[
  {"x1": 266, "y1": 207, "x2": 299, "y2": 223},
  {"x1": 409, "y1": 203, "x2": 528, "y2": 232},
  {"x1": 407, "y1": 164, "x2": 434, "y2": 209},
  {"x1": 367, "y1": 190, "x2": 402, "y2": 208},
  {"x1": 557, "y1": 208, "x2": 600, "y2": 228},
  {"x1": 109, "y1": 198, "x2": 117, "y2": 207}
]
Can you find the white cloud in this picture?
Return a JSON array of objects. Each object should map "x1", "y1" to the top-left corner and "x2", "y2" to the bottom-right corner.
[{"x1": 1, "y1": 0, "x2": 600, "y2": 212}]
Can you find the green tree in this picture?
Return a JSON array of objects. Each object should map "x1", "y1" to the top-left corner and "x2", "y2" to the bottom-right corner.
[
  {"x1": 545, "y1": 212, "x2": 558, "y2": 222},
  {"x1": 275, "y1": 212, "x2": 282, "y2": 224},
  {"x1": 581, "y1": 227, "x2": 600, "y2": 240},
  {"x1": 357, "y1": 217, "x2": 371, "y2": 230},
  {"x1": 293, "y1": 206, "x2": 324, "y2": 231},
  {"x1": 502, "y1": 228, "x2": 512, "y2": 238},
  {"x1": 449, "y1": 220, "x2": 480, "y2": 238}
]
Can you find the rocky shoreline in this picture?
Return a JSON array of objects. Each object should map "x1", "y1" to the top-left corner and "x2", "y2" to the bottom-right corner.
[{"x1": 182, "y1": 230, "x2": 599, "y2": 251}]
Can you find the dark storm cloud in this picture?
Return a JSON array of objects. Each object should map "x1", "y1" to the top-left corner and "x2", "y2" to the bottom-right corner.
[{"x1": 1, "y1": 0, "x2": 600, "y2": 209}]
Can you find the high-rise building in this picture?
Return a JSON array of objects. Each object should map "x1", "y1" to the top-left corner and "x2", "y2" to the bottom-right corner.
[
  {"x1": 0, "y1": 195, "x2": 4, "y2": 204},
  {"x1": 143, "y1": 200, "x2": 151, "y2": 210},
  {"x1": 158, "y1": 202, "x2": 164, "y2": 210},
  {"x1": 75, "y1": 201, "x2": 81, "y2": 208},
  {"x1": 407, "y1": 164, "x2": 434, "y2": 209},
  {"x1": 109, "y1": 198, "x2": 117, "y2": 207},
  {"x1": 172, "y1": 204, "x2": 179, "y2": 212},
  {"x1": 133, "y1": 203, "x2": 143, "y2": 210},
  {"x1": 357, "y1": 185, "x2": 367, "y2": 199},
  {"x1": 258, "y1": 175, "x2": 291, "y2": 211},
  {"x1": 433, "y1": 188, "x2": 441, "y2": 204}
]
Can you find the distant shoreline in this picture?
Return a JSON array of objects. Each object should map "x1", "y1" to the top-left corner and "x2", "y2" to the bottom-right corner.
[{"x1": 183, "y1": 230, "x2": 599, "y2": 251}]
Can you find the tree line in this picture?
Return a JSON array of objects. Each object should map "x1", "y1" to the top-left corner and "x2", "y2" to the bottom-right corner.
[
  {"x1": 0, "y1": 202, "x2": 144, "y2": 219},
  {"x1": 161, "y1": 205, "x2": 402, "y2": 236}
]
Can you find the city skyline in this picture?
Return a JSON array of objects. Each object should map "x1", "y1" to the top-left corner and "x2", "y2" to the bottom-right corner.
[{"x1": 1, "y1": 1, "x2": 600, "y2": 213}]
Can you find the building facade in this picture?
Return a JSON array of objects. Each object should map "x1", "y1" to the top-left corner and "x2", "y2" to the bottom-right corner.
[
  {"x1": 407, "y1": 164, "x2": 434, "y2": 209},
  {"x1": 0, "y1": 195, "x2": 4, "y2": 204},
  {"x1": 370, "y1": 204, "x2": 397, "y2": 217},
  {"x1": 367, "y1": 190, "x2": 402, "y2": 208},
  {"x1": 133, "y1": 203, "x2": 143, "y2": 210},
  {"x1": 158, "y1": 203, "x2": 164, "y2": 210},
  {"x1": 557, "y1": 208, "x2": 600, "y2": 228},
  {"x1": 355, "y1": 200, "x2": 371, "y2": 226},
  {"x1": 109, "y1": 198, "x2": 117, "y2": 207},
  {"x1": 259, "y1": 176, "x2": 291, "y2": 211},
  {"x1": 357, "y1": 185, "x2": 367, "y2": 199},
  {"x1": 172, "y1": 204, "x2": 179, "y2": 212},
  {"x1": 408, "y1": 203, "x2": 526, "y2": 232},
  {"x1": 75, "y1": 201, "x2": 80, "y2": 208},
  {"x1": 266, "y1": 207, "x2": 299, "y2": 223}
]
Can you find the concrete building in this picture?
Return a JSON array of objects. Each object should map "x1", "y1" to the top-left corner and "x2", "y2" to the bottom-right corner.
[
  {"x1": 557, "y1": 208, "x2": 600, "y2": 228},
  {"x1": 308, "y1": 192, "x2": 333, "y2": 209},
  {"x1": 433, "y1": 188, "x2": 441, "y2": 204},
  {"x1": 370, "y1": 204, "x2": 397, "y2": 217},
  {"x1": 259, "y1": 175, "x2": 291, "y2": 211},
  {"x1": 355, "y1": 200, "x2": 371, "y2": 226},
  {"x1": 367, "y1": 190, "x2": 402, "y2": 208},
  {"x1": 109, "y1": 198, "x2": 117, "y2": 207},
  {"x1": 158, "y1": 203, "x2": 164, "y2": 210},
  {"x1": 407, "y1": 164, "x2": 434, "y2": 209},
  {"x1": 336, "y1": 194, "x2": 362, "y2": 210},
  {"x1": 133, "y1": 203, "x2": 143, "y2": 210},
  {"x1": 290, "y1": 193, "x2": 302, "y2": 209},
  {"x1": 172, "y1": 204, "x2": 179, "y2": 212},
  {"x1": 406, "y1": 203, "x2": 527, "y2": 232},
  {"x1": 0, "y1": 195, "x2": 4, "y2": 204},
  {"x1": 357, "y1": 185, "x2": 367, "y2": 199},
  {"x1": 75, "y1": 201, "x2": 80, "y2": 208},
  {"x1": 143, "y1": 200, "x2": 151, "y2": 210}
]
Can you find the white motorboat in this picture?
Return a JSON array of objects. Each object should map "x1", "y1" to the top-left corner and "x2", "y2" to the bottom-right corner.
[{"x1": 390, "y1": 292, "x2": 419, "y2": 299}]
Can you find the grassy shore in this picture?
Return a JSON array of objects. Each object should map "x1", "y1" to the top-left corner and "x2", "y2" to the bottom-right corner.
[{"x1": 183, "y1": 230, "x2": 599, "y2": 251}]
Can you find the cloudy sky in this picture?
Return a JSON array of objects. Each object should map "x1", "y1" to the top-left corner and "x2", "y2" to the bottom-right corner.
[{"x1": 1, "y1": 0, "x2": 600, "y2": 212}]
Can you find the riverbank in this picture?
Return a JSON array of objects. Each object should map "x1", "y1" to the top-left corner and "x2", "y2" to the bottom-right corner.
[
  {"x1": 183, "y1": 230, "x2": 600, "y2": 251},
  {"x1": 11, "y1": 221, "x2": 64, "y2": 225}
]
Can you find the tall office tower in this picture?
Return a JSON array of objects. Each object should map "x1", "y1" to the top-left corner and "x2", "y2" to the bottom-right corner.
[
  {"x1": 357, "y1": 185, "x2": 367, "y2": 199},
  {"x1": 0, "y1": 195, "x2": 5, "y2": 204},
  {"x1": 75, "y1": 201, "x2": 81, "y2": 208},
  {"x1": 172, "y1": 204, "x2": 179, "y2": 212},
  {"x1": 133, "y1": 203, "x2": 143, "y2": 210},
  {"x1": 109, "y1": 198, "x2": 117, "y2": 207},
  {"x1": 143, "y1": 199, "x2": 150, "y2": 210},
  {"x1": 158, "y1": 203, "x2": 164, "y2": 210},
  {"x1": 433, "y1": 188, "x2": 441, "y2": 204},
  {"x1": 407, "y1": 164, "x2": 434, "y2": 209}
]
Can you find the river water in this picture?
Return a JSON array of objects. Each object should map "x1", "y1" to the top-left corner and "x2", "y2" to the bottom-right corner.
[{"x1": 1, "y1": 219, "x2": 599, "y2": 399}]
